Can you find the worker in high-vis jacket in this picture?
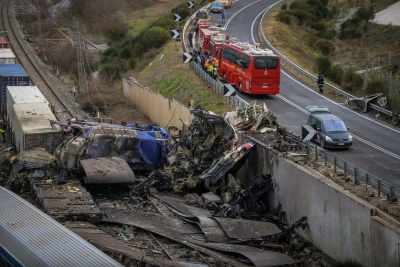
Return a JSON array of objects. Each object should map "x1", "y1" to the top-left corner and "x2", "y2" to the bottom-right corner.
[
  {"x1": 0, "y1": 120, "x2": 5, "y2": 143},
  {"x1": 209, "y1": 63, "x2": 214, "y2": 76},
  {"x1": 204, "y1": 57, "x2": 210, "y2": 72},
  {"x1": 212, "y1": 64, "x2": 218, "y2": 79}
]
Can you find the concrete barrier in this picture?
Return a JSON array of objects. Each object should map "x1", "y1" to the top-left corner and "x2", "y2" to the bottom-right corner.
[
  {"x1": 237, "y1": 135, "x2": 400, "y2": 267},
  {"x1": 123, "y1": 77, "x2": 193, "y2": 128}
]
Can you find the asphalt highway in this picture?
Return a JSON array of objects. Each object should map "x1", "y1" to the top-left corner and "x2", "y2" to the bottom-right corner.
[{"x1": 208, "y1": 0, "x2": 400, "y2": 187}]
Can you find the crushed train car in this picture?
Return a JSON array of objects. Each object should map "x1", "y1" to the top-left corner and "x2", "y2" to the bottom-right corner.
[{"x1": 53, "y1": 121, "x2": 169, "y2": 183}]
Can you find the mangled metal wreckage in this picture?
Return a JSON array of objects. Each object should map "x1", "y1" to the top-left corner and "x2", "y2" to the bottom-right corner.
[
  {"x1": 52, "y1": 120, "x2": 169, "y2": 184},
  {"x1": 9, "y1": 104, "x2": 313, "y2": 265},
  {"x1": 166, "y1": 109, "x2": 255, "y2": 192}
]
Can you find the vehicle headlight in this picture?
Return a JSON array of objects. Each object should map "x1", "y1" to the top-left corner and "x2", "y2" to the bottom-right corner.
[
  {"x1": 325, "y1": 136, "x2": 332, "y2": 141},
  {"x1": 349, "y1": 135, "x2": 353, "y2": 141}
]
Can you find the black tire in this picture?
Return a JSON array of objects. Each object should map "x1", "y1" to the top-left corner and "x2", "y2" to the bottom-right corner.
[{"x1": 238, "y1": 83, "x2": 243, "y2": 94}]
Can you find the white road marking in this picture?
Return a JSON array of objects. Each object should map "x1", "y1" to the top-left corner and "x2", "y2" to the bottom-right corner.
[
  {"x1": 245, "y1": 5, "x2": 400, "y2": 160},
  {"x1": 225, "y1": 0, "x2": 263, "y2": 28}
]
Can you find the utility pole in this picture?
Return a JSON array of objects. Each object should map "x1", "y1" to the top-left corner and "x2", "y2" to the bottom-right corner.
[
  {"x1": 75, "y1": 22, "x2": 84, "y2": 99},
  {"x1": 36, "y1": 0, "x2": 41, "y2": 48}
]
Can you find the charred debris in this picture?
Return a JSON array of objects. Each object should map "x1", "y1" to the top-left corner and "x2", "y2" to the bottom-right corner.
[{"x1": 2, "y1": 102, "x2": 322, "y2": 266}]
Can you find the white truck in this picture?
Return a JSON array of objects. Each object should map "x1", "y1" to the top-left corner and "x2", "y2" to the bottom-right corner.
[{"x1": 12, "y1": 102, "x2": 63, "y2": 153}]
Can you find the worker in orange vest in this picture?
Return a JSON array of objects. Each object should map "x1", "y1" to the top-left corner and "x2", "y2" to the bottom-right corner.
[{"x1": 204, "y1": 57, "x2": 210, "y2": 72}]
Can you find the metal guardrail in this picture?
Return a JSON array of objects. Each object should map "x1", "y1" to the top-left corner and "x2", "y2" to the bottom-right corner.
[
  {"x1": 182, "y1": 0, "x2": 400, "y2": 203},
  {"x1": 259, "y1": 0, "x2": 400, "y2": 120},
  {"x1": 190, "y1": 61, "x2": 248, "y2": 108},
  {"x1": 280, "y1": 130, "x2": 399, "y2": 203},
  {"x1": 183, "y1": 3, "x2": 248, "y2": 108}
]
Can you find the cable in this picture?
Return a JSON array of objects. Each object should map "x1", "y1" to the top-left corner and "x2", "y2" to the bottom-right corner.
[{"x1": 83, "y1": 32, "x2": 107, "y2": 115}]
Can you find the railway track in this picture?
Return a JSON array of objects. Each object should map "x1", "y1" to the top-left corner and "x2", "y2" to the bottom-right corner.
[{"x1": 1, "y1": 0, "x2": 76, "y2": 119}]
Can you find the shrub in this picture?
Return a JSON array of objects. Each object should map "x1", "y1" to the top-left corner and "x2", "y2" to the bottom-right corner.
[
  {"x1": 172, "y1": 3, "x2": 190, "y2": 20},
  {"x1": 357, "y1": 7, "x2": 374, "y2": 22},
  {"x1": 326, "y1": 65, "x2": 343, "y2": 84},
  {"x1": 85, "y1": 62, "x2": 99, "y2": 73},
  {"x1": 366, "y1": 79, "x2": 386, "y2": 95},
  {"x1": 340, "y1": 16, "x2": 363, "y2": 39},
  {"x1": 341, "y1": 69, "x2": 363, "y2": 91},
  {"x1": 141, "y1": 26, "x2": 170, "y2": 49},
  {"x1": 103, "y1": 46, "x2": 119, "y2": 57},
  {"x1": 103, "y1": 17, "x2": 129, "y2": 41},
  {"x1": 281, "y1": 3, "x2": 287, "y2": 10},
  {"x1": 318, "y1": 29, "x2": 337, "y2": 39},
  {"x1": 315, "y1": 39, "x2": 335, "y2": 55},
  {"x1": 328, "y1": 6, "x2": 338, "y2": 19},
  {"x1": 389, "y1": 63, "x2": 399, "y2": 74},
  {"x1": 314, "y1": 56, "x2": 331, "y2": 73},
  {"x1": 288, "y1": 9, "x2": 316, "y2": 24},
  {"x1": 309, "y1": 22, "x2": 326, "y2": 31},
  {"x1": 152, "y1": 16, "x2": 176, "y2": 31},
  {"x1": 100, "y1": 64, "x2": 121, "y2": 81},
  {"x1": 119, "y1": 46, "x2": 132, "y2": 59},
  {"x1": 101, "y1": 55, "x2": 110, "y2": 64},
  {"x1": 340, "y1": 25, "x2": 362, "y2": 39},
  {"x1": 276, "y1": 11, "x2": 291, "y2": 24},
  {"x1": 127, "y1": 58, "x2": 139, "y2": 69},
  {"x1": 289, "y1": 0, "x2": 306, "y2": 10}
]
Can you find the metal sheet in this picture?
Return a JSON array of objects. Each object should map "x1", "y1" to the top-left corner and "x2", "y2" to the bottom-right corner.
[
  {"x1": 81, "y1": 157, "x2": 135, "y2": 184},
  {"x1": 197, "y1": 217, "x2": 235, "y2": 243},
  {"x1": 68, "y1": 223, "x2": 199, "y2": 267},
  {"x1": 103, "y1": 209, "x2": 294, "y2": 266},
  {"x1": 151, "y1": 189, "x2": 212, "y2": 218},
  {"x1": 103, "y1": 209, "x2": 246, "y2": 267},
  {"x1": 189, "y1": 241, "x2": 296, "y2": 267},
  {"x1": 214, "y1": 217, "x2": 281, "y2": 239}
]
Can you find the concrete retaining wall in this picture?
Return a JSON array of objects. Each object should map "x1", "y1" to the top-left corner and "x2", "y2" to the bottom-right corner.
[
  {"x1": 123, "y1": 78, "x2": 193, "y2": 128},
  {"x1": 237, "y1": 136, "x2": 400, "y2": 267}
]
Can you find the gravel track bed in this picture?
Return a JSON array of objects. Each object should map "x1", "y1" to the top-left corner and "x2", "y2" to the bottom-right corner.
[{"x1": 4, "y1": 0, "x2": 90, "y2": 121}]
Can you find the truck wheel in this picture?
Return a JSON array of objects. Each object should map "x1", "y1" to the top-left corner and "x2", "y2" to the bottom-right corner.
[{"x1": 239, "y1": 83, "x2": 243, "y2": 94}]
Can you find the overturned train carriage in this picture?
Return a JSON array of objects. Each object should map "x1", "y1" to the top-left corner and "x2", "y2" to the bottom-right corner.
[{"x1": 55, "y1": 121, "x2": 168, "y2": 184}]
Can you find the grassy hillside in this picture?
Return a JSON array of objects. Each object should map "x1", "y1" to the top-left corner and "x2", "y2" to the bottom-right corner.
[
  {"x1": 262, "y1": 0, "x2": 400, "y2": 100},
  {"x1": 131, "y1": 42, "x2": 235, "y2": 115}
]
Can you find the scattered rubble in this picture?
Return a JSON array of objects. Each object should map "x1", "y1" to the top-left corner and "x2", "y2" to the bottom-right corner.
[
  {"x1": 226, "y1": 101, "x2": 277, "y2": 131},
  {"x1": 166, "y1": 109, "x2": 236, "y2": 192},
  {"x1": 0, "y1": 104, "x2": 342, "y2": 266}
]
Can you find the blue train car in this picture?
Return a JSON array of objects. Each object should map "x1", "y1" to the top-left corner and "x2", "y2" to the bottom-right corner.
[
  {"x1": 0, "y1": 64, "x2": 29, "y2": 106},
  {"x1": 0, "y1": 186, "x2": 122, "y2": 267}
]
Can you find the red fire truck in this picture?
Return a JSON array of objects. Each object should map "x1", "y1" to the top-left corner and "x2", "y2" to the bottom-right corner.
[
  {"x1": 218, "y1": 43, "x2": 281, "y2": 94},
  {"x1": 210, "y1": 34, "x2": 226, "y2": 57},
  {"x1": 198, "y1": 26, "x2": 225, "y2": 54}
]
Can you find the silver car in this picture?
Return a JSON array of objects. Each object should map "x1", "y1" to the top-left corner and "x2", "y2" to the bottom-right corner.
[{"x1": 210, "y1": 2, "x2": 224, "y2": 13}]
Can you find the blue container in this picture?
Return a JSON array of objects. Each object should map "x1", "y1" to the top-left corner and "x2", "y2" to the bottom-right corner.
[{"x1": 0, "y1": 64, "x2": 29, "y2": 105}]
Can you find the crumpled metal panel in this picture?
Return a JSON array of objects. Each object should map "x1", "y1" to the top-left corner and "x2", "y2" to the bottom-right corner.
[
  {"x1": 214, "y1": 217, "x2": 281, "y2": 239},
  {"x1": 81, "y1": 157, "x2": 135, "y2": 184},
  {"x1": 197, "y1": 217, "x2": 235, "y2": 243},
  {"x1": 151, "y1": 189, "x2": 212, "y2": 218},
  {"x1": 346, "y1": 93, "x2": 382, "y2": 112},
  {"x1": 203, "y1": 142, "x2": 254, "y2": 189}
]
